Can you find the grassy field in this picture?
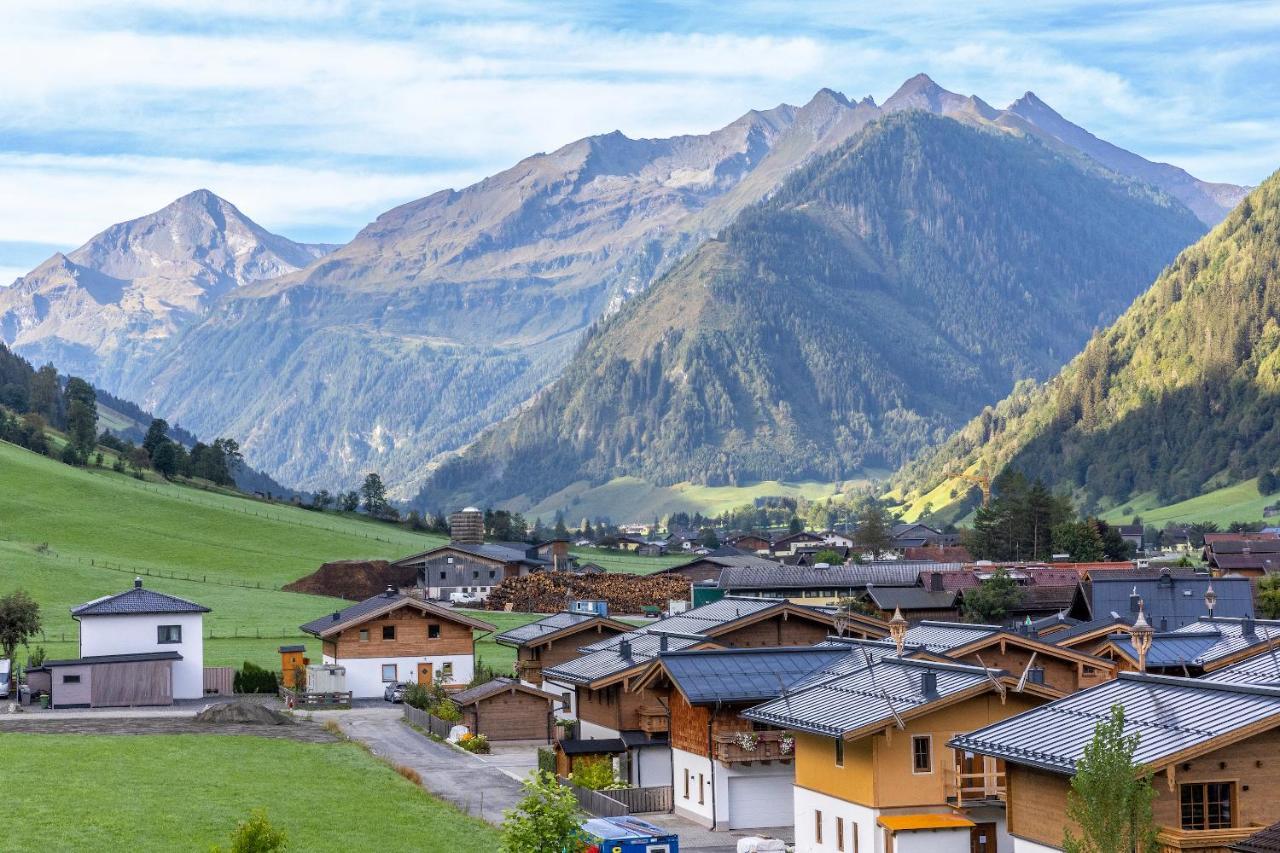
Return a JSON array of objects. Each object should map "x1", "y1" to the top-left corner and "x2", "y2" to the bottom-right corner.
[
  {"x1": 0, "y1": 439, "x2": 449, "y2": 669},
  {"x1": 0, "y1": 733, "x2": 501, "y2": 851},
  {"x1": 1100, "y1": 478, "x2": 1276, "y2": 527},
  {"x1": 520, "y1": 473, "x2": 887, "y2": 523},
  {"x1": 568, "y1": 545, "x2": 689, "y2": 575}
]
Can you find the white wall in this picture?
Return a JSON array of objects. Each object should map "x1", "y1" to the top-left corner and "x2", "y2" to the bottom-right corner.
[
  {"x1": 966, "y1": 804, "x2": 1011, "y2": 852},
  {"x1": 324, "y1": 653, "x2": 474, "y2": 698},
  {"x1": 577, "y1": 718, "x2": 620, "y2": 740},
  {"x1": 632, "y1": 743, "x2": 672, "y2": 788},
  {"x1": 793, "y1": 787, "x2": 880, "y2": 853},
  {"x1": 79, "y1": 613, "x2": 204, "y2": 700},
  {"x1": 541, "y1": 676, "x2": 577, "y2": 719},
  {"x1": 894, "y1": 828, "x2": 970, "y2": 853},
  {"x1": 673, "y1": 748, "x2": 715, "y2": 826},
  {"x1": 1013, "y1": 838, "x2": 1062, "y2": 853}
]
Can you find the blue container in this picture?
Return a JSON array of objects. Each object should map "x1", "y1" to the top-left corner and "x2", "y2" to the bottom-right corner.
[{"x1": 578, "y1": 816, "x2": 678, "y2": 853}]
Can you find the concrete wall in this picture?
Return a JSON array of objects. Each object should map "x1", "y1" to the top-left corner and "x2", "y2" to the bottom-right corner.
[
  {"x1": 541, "y1": 676, "x2": 577, "y2": 719},
  {"x1": 793, "y1": 787, "x2": 879, "y2": 853},
  {"x1": 673, "y1": 748, "x2": 715, "y2": 826},
  {"x1": 79, "y1": 612, "x2": 203, "y2": 700},
  {"x1": 323, "y1": 653, "x2": 474, "y2": 698}
]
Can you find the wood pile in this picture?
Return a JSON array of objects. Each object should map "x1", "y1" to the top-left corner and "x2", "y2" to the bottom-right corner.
[{"x1": 484, "y1": 571, "x2": 689, "y2": 614}]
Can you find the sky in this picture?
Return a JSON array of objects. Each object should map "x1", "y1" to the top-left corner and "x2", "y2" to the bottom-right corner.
[{"x1": 2, "y1": 0, "x2": 1279, "y2": 284}]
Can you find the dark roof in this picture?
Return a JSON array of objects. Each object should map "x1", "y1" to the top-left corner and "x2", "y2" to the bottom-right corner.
[
  {"x1": 300, "y1": 591, "x2": 495, "y2": 637},
  {"x1": 71, "y1": 582, "x2": 209, "y2": 617},
  {"x1": 1046, "y1": 615, "x2": 1130, "y2": 643},
  {"x1": 951, "y1": 673, "x2": 1280, "y2": 774},
  {"x1": 278, "y1": 645, "x2": 306, "y2": 653},
  {"x1": 1084, "y1": 572, "x2": 1248, "y2": 628},
  {"x1": 719, "y1": 562, "x2": 952, "y2": 591},
  {"x1": 1233, "y1": 820, "x2": 1280, "y2": 852},
  {"x1": 45, "y1": 651, "x2": 182, "y2": 667},
  {"x1": 619, "y1": 731, "x2": 669, "y2": 748},
  {"x1": 1009, "y1": 585, "x2": 1077, "y2": 612},
  {"x1": 494, "y1": 612, "x2": 603, "y2": 647},
  {"x1": 449, "y1": 677, "x2": 560, "y2": 706},
  {"x1": 559, "y1": 738, "x2": 626, "y2": 755},
  {"x1": 1207, "y1": 539, "x2": 1280, "y2": 553},
  {"x1": 743, "y1": 656, "x2": 1005, "y2": 737},
  {"x1": 545, "y1": 633, "x2": 703, "y2": 684},
  {"x1": 864, "y1": 586, "x2": 958, "y2": 611},
  {"x1": 394, "y1": 541, "x2": 549, "y2": 568},
  {"x1": 657, "y1": 647, "x2": 853, "y2": 704},
  {"x1": 659, "y1": 554, "x2": 781, "y2": 575}
]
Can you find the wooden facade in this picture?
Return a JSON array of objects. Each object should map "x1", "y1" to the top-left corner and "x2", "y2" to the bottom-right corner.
[
  {"x1": 577, "y1": 681, "x2": 670, "y2": 733},
  {"x1": 515, "y1": 620, "x2": 631, "y2": 686},
  {"x1": 322, "y1": 605, "x2": 477, "y2": 660},
  {"x1": 942, "y1": 635, "x2": 1116, "y2": 696},
  {"x1": 457, "y1": 687, "x2": 556, "y2": 742}
]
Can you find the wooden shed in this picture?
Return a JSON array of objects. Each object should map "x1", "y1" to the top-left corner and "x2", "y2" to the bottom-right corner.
[
  {"x1": 45, "y1": 651, "x2": 180, "y2": 709},
  {"x1": 449, "y1": 677, "x2": 562, "y2": 742}
]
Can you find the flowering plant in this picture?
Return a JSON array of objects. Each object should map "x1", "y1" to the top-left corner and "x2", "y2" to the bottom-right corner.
[
  {"x1": 734, "y1": 731, "x2": 759, "y2": 752},
  {"x1": 779, "y1": 734, "x2": 795, "y2": 755}
]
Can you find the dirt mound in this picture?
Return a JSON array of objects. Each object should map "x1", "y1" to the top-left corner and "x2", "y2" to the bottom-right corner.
[
  {"x1": 485, "y1": 571, "x2": 689, "y2": 614},
  {"x1": 195, "y1": 701, "x2": 295, "y2": 726},
  {"x1": 283, "y1": 559, "x2": 418, "y2": 600}
]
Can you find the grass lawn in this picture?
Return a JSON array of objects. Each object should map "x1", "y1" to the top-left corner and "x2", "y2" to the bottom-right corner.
[
  {"x1": 0, "y1": 733, "x2": 501, "y2": 852},
  {"x1": 1100, "y1": 478, "x2": 1275, "y2": 527},
  {"x1": 460, "y1": 608, "x2": 546, "y2": 673},
  {"x1": 568, "y1": 545, "x2": 689, "y2": 575}
]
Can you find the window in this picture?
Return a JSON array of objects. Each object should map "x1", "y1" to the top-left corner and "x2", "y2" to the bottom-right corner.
[
  {"x1": 683, "y1": 769, "x2": 690, "y2": 799},
  {"x1": 428, "y1": 624, "x2": 441, "y2": 639},
  {"x1": 441, "y1": 663, "x2": 454, "y2": 680},
  {"x1": 439, "y1": 571, "x2": 447, "y2": 580},
  {"x1": 698, "y1": 773, "x2": 705, "y2": 805},
  {"x1": 562, "y1": 692, "x2": 571, "y2": 710},
  {"x1": 447, "y1": 557, "x2": 454, "y2": 564},
  {"x1": 912, "y1": 735, "x2": 932, "y2": 773},
  {"x1": 473, "y1": 570, "x2": 480, "y2": 579},
  {"x1": 489, "y1": 570, "x2": 496, "y2": 579},
  {"x1": 815, "y1": 811, "x2": 823, "y2": 845},
  {"x1": 382, "y1": 625, "x2": 396, "y2": 641},
  {"x1": 836, "y1": 816, "x2": 845, "y2": 851},
  {"x1": 1181, "y1": 782, "x2": 1235, "y2": 830},
  {"x1": 157, "y1": 625, "x2": 182, "y2": 644},
  {"x1": 62, "y1": 674, "x2": 81, "y2": 684},
  {"x1": 834, "y1": 737, "x2": 844, "y2": 767},
  {"x1": 359, "y1": 629, "x2": 369, "y2": 642},
  {"x1": 381, "y1": 664, "x2": 397, "y2": 682}
]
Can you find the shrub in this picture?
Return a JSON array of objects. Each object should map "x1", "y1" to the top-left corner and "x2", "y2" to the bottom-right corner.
[
  {"x1": 394, "y1": 764, "x2": 422, "y2": 785},
  {"x1": 458, "y1": 733, "x2": 490, "y2": 754},
  {"x1": 210, "y1": 809, "x2": 287, "y2": 853},
  {"x1": 402, "y1": 682, "x2": 434, "y2": 711},
  {"x1": 569, "y1": 755, "x2": 620, "y2": 790},
  {"x1": 431, "y1": 700, "x2": 461, "y2": 723},
  {"x1": 233, "y1": 661, "x2": 279, "y2": 694}
]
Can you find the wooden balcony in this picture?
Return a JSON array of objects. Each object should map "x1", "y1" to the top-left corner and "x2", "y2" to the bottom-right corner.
[
  {"x1": 712, "y1": 730, "x2": 794, "y2": 765},
  {"x1": 636, "y1": 705, "x2": 668, "y2": 735},
  {"x1": 951, "y1": 767, "x2": 1006, "y2": 804},
  {"x1": 1155, "y1": 826, "x2": 1260, "y2": 853},
  {"x1": 516, "y1": 660, "x2": 543, "y2": 686}
]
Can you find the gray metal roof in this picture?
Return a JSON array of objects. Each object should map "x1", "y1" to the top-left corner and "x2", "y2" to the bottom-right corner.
[
  {"x1": 544, "y1": 634, "x2": 701, "y2": 685},
  {"x1": 395, "y1": 541, "x2": 549, "y2": 567},
  {"x1": 1106, "y1": 618, "x2": 1280, "y2": 669},
  {"x1": 449, "y1": 677, "x2": 560, "y2": 706},
  {"x1": 951, "y1": 673, "x2": 1280, "y2": 774},
  {"x1": 494, "y1": 612, "x2": 596, "y2": 646},
  {"x1": 743, "y1": 655, "x2": 1001, "y2": 737},
  {"x1": 299, "y1": 591, "x2": 494, "y2": 637},
  {"x1": 718, "y1": 562, "x2": 952, "y2": 591},
  {"x1": 1233, "y1": 821, "x2": 1280, "y2": 853},
  {"x1": 865, "y1": 586, "x2": 958, "y2": 611},
  {"x1": 45, "y1": 651, "x2": 183, "y2": 667},
  {"x1": 658, "y1": 647, "x2": 852, "y2": 704},
  {"x1": 578, "y1": 597, "x2": 786, "y2": 652},
  {"x1": 71, "y1": 583, "x2": 210, "y2": 617},
  {"x1": 1086, "y1": 573, "x2": 1249, "y2": 629},
  {"x1": 1203, "y1": 653, "x2": 1280, "y2": 687},
  {"x1": 902, "y1": 621, "x2": 1001, "y2": 653}
]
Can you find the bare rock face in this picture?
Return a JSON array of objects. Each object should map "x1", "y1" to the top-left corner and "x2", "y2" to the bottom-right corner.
[{"x1": 0, "y1": 189, "x2": 332, "y2": 380}]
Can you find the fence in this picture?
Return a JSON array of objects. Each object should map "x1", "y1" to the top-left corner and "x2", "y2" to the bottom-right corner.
[
  {"x1": 607, "y1": 785, "x2": 673, "y2": 814},
  {"x1": 278, "y1": 685, "x2": 352, "y2": 709},
  {"x1": 558, "y1": 778, "x2": 629, "y2": 818},
  {"x1": 203, "y1": 666, "x2": 235, "y2": 695},
  {"x1": 403, "y1": 704, "x2": 456, "y2": 739}
]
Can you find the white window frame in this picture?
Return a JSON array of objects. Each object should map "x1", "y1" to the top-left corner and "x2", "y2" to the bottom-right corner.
[{"x1": 381, "y1": 664, "x2": 397, "y2": 683}]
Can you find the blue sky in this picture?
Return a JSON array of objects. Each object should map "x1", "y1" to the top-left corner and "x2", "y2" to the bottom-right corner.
[{"x1": 2, "y1": 0, "x2": 1278, "y2": 283}]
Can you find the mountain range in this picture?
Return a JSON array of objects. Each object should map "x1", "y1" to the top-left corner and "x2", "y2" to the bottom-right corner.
[
  {"x1": 0, "y1": 74, "x2": 1249, "y2": 503},
  {"x1": 892, "y1": 168, "x2": 1280, "y2": 521}
]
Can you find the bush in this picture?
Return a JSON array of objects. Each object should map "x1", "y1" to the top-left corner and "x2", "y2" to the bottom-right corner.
[
  {"x1": 569, "y1": 756, "x2": 621, "y2": 790},
  {"x1": 431, "y1": 700, "x2": 461, "y2": 723},
  {"x1": 402, "y1": 682, "x2": 434, "y2": 711},
  {"x1": 458, "y1": 733, "x2": 490, "y2": 754},
  {"x1": 233, "y1": 661, "x2": 279, "y2": 694},
  {"x1": 537, "y1": 747, "x2": 557, "y2": 775},
  {"x1": 210, "y1": 809, "x2": 287, "y2": 853}
]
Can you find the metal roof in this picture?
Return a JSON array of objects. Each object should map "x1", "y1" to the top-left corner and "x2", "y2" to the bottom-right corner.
[
  {"x1": 544, "y1": 633, "x2": 702, "y2": 685},
  {"x1": 1108, "y1": 618, "x2": 1280, "y2": 669},
  {"x1": 865, "y1": 586, "x2": 958, "y2": 611},
  {"x1": 71, "y1": 582, "x2": 209, "y2": 617},
  {"x1": 718, "y1": 562, "x2": 953, "y2": 591},
  {"x1": 449, "y1": 677, "x2": 560, "y2": 706},
  {"x1": 44, "y1": 651, "x2": 183, "y2": 667},
  {"x1": 743, "y1": 656, "x2": 1000, "y2": 737},
  {"x1": 394, "y1": 541, "x2": 549, "y2": 567},
  {"x1": 1203, "y1": 653, "x2": 1280, "y2": 687},
  {"x1": 1232, "y1": 820, "x2": 1280, "y2": 853},
  {"x1": 494, "y1": 612, "x2": 597, "y2": 646},
  {"x1": 299, "y1": 591, "x2": 495, "y2": 637},
  {"x1": 1085, "y1": 573, "x2": 1249, "y2": 629},
  {"x1": 902, "y1": 621, "x2": 1001, "y2": 653},
  {"x1": 558, "y1": 738, "x2": 626, "y2": 755},
  {"x1": 658, "y1": 647, "x2": 852, "y2": 704},
  {"x1": 951, "y1": 673, "x2": 1280, "y2": 774},
  {"x1": 578, "y1": 597, "x2": 786, "y2": 652}
]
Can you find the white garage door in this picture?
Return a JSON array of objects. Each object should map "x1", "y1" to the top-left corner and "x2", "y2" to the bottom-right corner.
[{"x1": 727, "y1": 775, "x2": 794, "y2": 830}]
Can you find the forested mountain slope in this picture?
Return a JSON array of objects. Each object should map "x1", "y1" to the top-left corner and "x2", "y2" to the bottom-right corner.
[
  {"x1": 893, "y1": 169, "x2": 1280, "y2": 517},
  {"x1": 413, "y1": 112, "x2": 1205, "y2": 513}
]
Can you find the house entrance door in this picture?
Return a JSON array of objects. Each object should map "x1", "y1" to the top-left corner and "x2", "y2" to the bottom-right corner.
[
  {"x1": 971, "y1": 822, "x2": 996, "y2": 853},
  {"x1": 418, "y1": 662, "x2": 433, "y2": 685}
]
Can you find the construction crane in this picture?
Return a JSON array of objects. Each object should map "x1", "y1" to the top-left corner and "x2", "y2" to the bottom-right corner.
[{"x1": 947, "y1": 466, "x2": 993, "y2": 508}]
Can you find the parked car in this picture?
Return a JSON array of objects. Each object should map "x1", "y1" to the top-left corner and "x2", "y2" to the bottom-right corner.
[
  {"x1": 383, "y1": 681, "x2": 407, "y2": 703},
  {"x1": 0, "y1": 659, "x2": 10, "y2": 699},
  {"x1": 449, "y1": 591, "x2": 479, "y2": 605}
]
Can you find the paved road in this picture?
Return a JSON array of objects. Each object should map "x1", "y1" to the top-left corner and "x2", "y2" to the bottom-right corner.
[{"x1": 315, "y1": 706, "x2": 525, "y2": 825}]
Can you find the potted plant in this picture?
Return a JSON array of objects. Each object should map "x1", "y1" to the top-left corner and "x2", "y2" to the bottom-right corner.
[
  {"x1": 779, "y1": 733, "x2": 795, "y2": 755},
  {"x1": 734, "y1": 731, "x2": 759, "y2": 752},
  {"x1": 555, "y1": 717, "x2": 576, "y2": 740}
]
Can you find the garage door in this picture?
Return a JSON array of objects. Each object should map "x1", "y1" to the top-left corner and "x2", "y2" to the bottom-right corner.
[{"x1": 727, "y1": 775, "x2": 794, "y2": 830}]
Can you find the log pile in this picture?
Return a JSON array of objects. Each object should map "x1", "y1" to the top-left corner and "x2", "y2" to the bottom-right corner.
[{"x1": 484, "y1": 571, "x2": 689, "y2": 614}]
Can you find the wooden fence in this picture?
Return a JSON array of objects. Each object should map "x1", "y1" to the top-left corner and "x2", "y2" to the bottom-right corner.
[
  {"x1": 203, "y1": 667, "x2": 235, "y2": 695},
  {"x1": 278, "y1": 685, "x2": 352, "y2": 709},
  {"x1": 556, "y1": 778, "x2": 672, "y2": 817},
  {"x1": 403, "y1": 704, "x2": 456, "y2": 739},
  {"x1": 558, "y1": 778, "x2": 629, "y2": 818}
]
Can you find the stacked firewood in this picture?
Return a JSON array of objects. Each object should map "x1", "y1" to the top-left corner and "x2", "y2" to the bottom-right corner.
[{"x1": 484, "y1": 571, "x2": 689, "y2": 613}]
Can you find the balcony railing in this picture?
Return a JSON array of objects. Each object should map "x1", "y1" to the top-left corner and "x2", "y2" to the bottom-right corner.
[
  {"x1": 712, "y1": 730, "x2": 794, "y2": 765},
  {"x1": 952, "y1": 767, "x2": 1006, "y2": 803},
  {"x1": 1155, "y1": 826, "x2": 1260, "y2": 853},
  {"x1": 516, "y1": 660, "x2": 543, "y2": 686},
  {"x1": 636, "y1": 705, "x2": 668, "y2": 735}
]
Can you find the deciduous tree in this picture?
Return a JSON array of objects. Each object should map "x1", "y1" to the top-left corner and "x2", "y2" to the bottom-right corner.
[
  {"x1": 500, "y1": 771, "x2": 585, "y2": 853},
  {"x1": 1063, "y1": 705, "x2": 1157, "y2": 853},
  {"x1": 0, "y1": 589, "x2": 42, "y2": 669}
]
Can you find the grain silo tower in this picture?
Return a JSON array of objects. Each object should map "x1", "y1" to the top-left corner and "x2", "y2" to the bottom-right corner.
[{"x1": 448, "y1": 507, "x2": 485, "y2": 543}]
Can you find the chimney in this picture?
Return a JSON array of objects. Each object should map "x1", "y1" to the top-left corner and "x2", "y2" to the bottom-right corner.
[
  {"x1": 920, "y1": 669, "x2": 938, "y2": 699},
  {"x1": 385, "y1": 585, "x2": 396, "y2": 598},
  {"x1": 134, "y1": 577, "x2": 143, "y2": 589},
  {"x1": 929, "y1": 572, "x2": 944, "y2": 592},
  {"x1": 660, "y1": 634, "x2": 669, "y2": 652},
  {"x1": 1129, "y1": 587, "x2": 1141, "y2": 613},
  {"x1": 331, "y1": 612, "x2": 341, "y2": 621},
  {"x1": 1159, "y1": 617, "x2": 1168, "y2": 632},
  {"x1": 618, "y1": 639, "x2": 632, "y2": 659},
  {"x1": 1244, "y1": 615, "x2": 1257, "y2": 637}
]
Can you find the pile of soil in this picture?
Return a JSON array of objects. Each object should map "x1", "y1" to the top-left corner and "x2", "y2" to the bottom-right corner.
[
  {"x1": 195, "y1": 701, "x2": 295, "y2": 726},
  {"x1": 484, "y1": 571, "x2": 689, "y2": 614},
  {"x1": 283, "y1": 559, "x2": 418, "y2": 600}
]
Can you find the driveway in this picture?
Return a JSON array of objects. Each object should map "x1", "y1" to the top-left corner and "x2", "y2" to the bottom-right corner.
[{"x1": 310, "y1": 705, "x2": 525, "y2": 825}]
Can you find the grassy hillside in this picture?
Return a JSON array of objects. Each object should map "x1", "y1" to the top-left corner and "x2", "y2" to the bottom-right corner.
[
  {"x1": 2, "y1": 733, "x2": 500, "y2": 852},
  {"x1": 894, "y1": 169, "x2": 1280, "y2": 519},
  {"x1": 1099, "y1": 478, "x2": 1276, "y2": 528},
  {"x1": 0, "y1": 439, "x2": 446, "y2": 668}
]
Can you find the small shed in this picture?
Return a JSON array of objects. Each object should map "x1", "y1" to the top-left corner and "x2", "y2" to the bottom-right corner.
[
  {"x1": 554, "y1": 737, "x2": 627, "y2": 778},
  {"x1": 45, "y1": 651, "x2": 181, "y2": 708},
  {"x1": 449, "y1": 677, "x2": 561, "y2": 742}
]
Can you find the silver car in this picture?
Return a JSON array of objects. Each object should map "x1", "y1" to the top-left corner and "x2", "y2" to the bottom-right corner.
[{"x1": 383, "y1": 681, "x2": 407, "y2": 703}]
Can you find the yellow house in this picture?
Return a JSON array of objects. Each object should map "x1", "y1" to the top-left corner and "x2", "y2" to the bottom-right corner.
[{"x1": 743, "y1": 644, "x2": 1055, "y2": 853}]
